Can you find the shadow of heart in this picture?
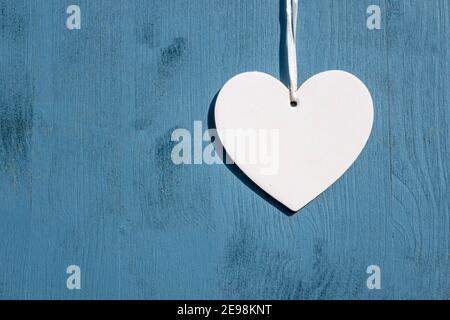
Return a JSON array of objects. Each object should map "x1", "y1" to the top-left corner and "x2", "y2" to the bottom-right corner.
[{"x1": 207, "y1": 91, "x2": 297, "y2": 217}]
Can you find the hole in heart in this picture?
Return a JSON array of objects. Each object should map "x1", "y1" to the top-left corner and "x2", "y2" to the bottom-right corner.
[{"x1": 290, "y1": 101, "x2": 298, "y2": 107}]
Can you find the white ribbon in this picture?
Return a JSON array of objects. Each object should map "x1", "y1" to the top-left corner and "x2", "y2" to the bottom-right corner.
[{"x1": 286, "y1": 0, "x2": 298, "y2": 105}]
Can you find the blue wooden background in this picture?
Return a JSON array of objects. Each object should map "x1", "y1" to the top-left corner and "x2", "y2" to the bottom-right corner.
[{"x1": 0, "y1": 0, "x2": 448, "y2": 300}]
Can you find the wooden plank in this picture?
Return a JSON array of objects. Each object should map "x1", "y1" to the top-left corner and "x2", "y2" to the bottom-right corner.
[
  {"x1": 25, "y1": 0, "x2": 124, "y2": 298},
  {"x1": 387, "y1": 0, "x2": 450, "y2": 299},
  {"x1": 0, "y1": 0, "x2": 32, "y2": 299}
]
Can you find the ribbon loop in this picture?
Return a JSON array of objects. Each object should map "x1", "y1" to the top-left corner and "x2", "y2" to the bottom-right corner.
[{"x1": 286, "y1": 0, "x2": 298, "y2": 105}]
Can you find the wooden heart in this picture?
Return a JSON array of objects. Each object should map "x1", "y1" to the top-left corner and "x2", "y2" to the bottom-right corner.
[{"x1": 214, "y1": 71, "x2": 374, "y2": 212}]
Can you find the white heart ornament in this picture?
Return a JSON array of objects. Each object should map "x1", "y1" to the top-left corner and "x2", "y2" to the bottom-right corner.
[{"x1": 215, "y1": 71, "x2": 374, "y2": 212}]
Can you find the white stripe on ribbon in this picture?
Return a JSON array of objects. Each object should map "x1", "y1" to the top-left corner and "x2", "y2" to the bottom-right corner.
[{"x1": 286, "y1": 0, "x2": 298, "y2": 104}]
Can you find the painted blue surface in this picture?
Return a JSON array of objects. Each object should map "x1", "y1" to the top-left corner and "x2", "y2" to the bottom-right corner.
[{"x1": 0, "y1": 0, "x2": 448, "y2": 299}]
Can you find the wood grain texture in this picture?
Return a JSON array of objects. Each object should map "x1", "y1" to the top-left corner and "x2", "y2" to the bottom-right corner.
[{"x1": 0, "y1": 0, "x2": 448, "y2": 299}]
